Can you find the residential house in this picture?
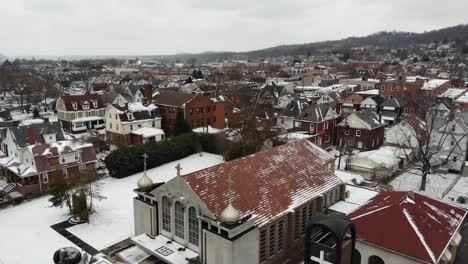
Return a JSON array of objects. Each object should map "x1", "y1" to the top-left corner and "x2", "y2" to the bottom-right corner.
[
  {"x1": 360, "y1": 96, "x2": 384, "y2": 111},
  {"x1": 153, "y1": 91, "x2": 230, "y2": 135},
  {"x1": 275, "y1": 98, "x2": 310, "y2": 131},
  {"x1": 105, "y1": 103, "x2": 163, "y2": 145},
  {"x1": 349, "y1": 192, "x2": 466, "y2": 264},
  {"x1": 336, "y1": 110, "x2": 386, "y2": 151},
  {"x1": 127, "y1": 85, "x2": 153, "y2": 103},
  {"x1": 340, "y1": 77, "x2": 380, "y2": 91},
  {"x1": 56, "y1": 94, "x2": 106, "y2": 134},
  {"x1": 421, "y1": 79, "x2": 451, "y2": 100},
  {"x1": 342, "y1": 94, "x2": 364, "y2": 113},
  {"x1": 380, "y1": 98, "x2": 404, "y2": 126},
  {"x1": 293, "y1": 103, "x2": 339, "y2": 148},
  {"x1": 379, "y1": 76, "x2": 425, "y2": 101},
  {"x1": 0, "y1": 123, "x2": 97, "y2": 196},
  {"x1": 101, "y1": 90, "x2": 129, "y2": 107},
  {"x1": 347, "y1": 146, "x2": 412, "y2": 181},
  {"x1": 131, "y1": 140, "x2": 344, "y2": 264}
]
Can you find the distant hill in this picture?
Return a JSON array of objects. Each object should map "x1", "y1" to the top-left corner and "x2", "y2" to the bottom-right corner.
[{"x1": 158, "y1": 23, "x2": 468, "y2": 62}]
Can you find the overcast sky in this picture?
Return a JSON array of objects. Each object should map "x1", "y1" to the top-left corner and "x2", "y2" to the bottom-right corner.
[{"x1": 1, "y1": 0, "x2": 467, "y2": 57}]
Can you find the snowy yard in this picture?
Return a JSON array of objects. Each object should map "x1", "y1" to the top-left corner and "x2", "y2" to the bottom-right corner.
[
  {"x1": 67, "y1": 153, "x2": 223, "y2": 251},
  {"x1": 0, "y1": 153, "x2": 223, "y2": 264},
  {"x1": 390, "y1": 170, "x2": 460, "y2": 199},
  {"x1": 445, "y1": 176, "x2": 468, "y2": 203}
]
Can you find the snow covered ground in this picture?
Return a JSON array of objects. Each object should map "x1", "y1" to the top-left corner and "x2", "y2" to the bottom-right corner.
[
  {"x1": 67, "y1": 153, "x2": 224, "y2": 251},
  {"x1": 0, "y1": 153, "x2": 223, "y2": 264},
  {"x1": 390, "y1": 170, "x2": 460, "y2": 199},
  {"x1": 0, "y1": 197, "x2": 74, "y2": 264},
  {"x1": 445, "y1": 176, "x2": 468, "y2": 203}
]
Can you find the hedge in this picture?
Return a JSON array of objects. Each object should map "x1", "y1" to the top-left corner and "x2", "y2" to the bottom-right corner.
[{"x1": 105, "y1": 133, "x2": 221, "y2": 178}]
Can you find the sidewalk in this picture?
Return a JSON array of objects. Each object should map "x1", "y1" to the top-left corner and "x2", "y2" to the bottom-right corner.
[{"x1": 50, "y1": 220, "x2": 100, "y2": 256}]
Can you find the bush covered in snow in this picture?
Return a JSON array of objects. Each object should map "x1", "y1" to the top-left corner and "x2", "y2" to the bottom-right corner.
[{"x1": 105, "y1": 133, "x2": 221, "y2": 178}]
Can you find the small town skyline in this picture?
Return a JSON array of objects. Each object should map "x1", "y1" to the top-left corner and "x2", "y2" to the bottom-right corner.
[{"x1": 1, "y1": 0, "x2": 467, "y2": 56}]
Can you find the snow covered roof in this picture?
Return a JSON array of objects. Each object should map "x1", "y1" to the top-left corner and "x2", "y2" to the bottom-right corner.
[
  {"x1": 350, "y1": 146, "x2": 407, "y2": 169},
  {"x1": 355, "y1": 89, "x2": 380, "y2": 95},
  {"x1": 421, "y1": 79, "x2": 450, "y2": 91},
  {"x1": 182, "y1": 140, "x2": 341, "y2": 227},
  {"x1": 192, "y1": 126, "x2": 226, "y2": 134},
  {"x1": 439, "y1": 88, "x2": 466, "y2": 100},
  {"x1": 337, "y1": 109, "x2": 385, "y2": 130},
  {"x1": 349, "y1": 192, "x2": 467, "y2": 264},
  {"x1": 329, "y1": 185, "x2": 378, "y2": 215},
  {"x1": 131, "y1": 127, "x2": 165, "y2": 138},
  {"x1": 335, "y1": 170, "x2": 364, "y2": 185}
]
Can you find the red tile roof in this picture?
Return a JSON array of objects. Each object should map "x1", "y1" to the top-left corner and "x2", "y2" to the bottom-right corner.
[
  {"x1": 349, "y1": 192, "x2": 467, "y2": 264},
  {"x1": 183, "y1": 140, "x2": 342, "y2": 227}
]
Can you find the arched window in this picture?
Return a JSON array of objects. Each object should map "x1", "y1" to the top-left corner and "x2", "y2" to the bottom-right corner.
[
  {"x1": 174, "y1": 201, "x2": 185, "y2": 239},
  {"x1": 162, "y1": 196, "x2": 171, "y2": 232},
  {"x1": 369, "y1": 255, "x2": 385, "y2": 264},
  {"x1": 188, "y1": 207, "x2": 199, "y2": 246}
]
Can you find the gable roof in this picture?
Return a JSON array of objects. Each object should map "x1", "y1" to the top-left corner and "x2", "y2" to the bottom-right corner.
[
  {"x1": 381, "y1": 97, "x2": 403, "y2": 108},
  {"x1": 338, "y1": 109, "x2": 385, "y2": 130},
  {"x1": 349, "y1": 192, "x2": 466, "y2": 264},
  {"x1": 182, "y1": 140, "x2": 342, "y2": 227},
  {"x1": 296, "y1": 103, "x2": 337, "y2": 123},
  {"x1": 153, "y1": 91, "x2": 198, "y2": 107},
  {"x1": 9, "y1": 123, "x2": 66, "y2": 148},
  {"x1": 60, "y1": 94, "x2": 104, "y2": 111}
]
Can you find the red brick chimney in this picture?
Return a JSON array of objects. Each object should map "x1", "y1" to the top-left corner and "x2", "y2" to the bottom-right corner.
[
  {"x1": 27, "y1": 127, "x2": 36, "y2": 145},
  {"x1": 143, "y1": 84, "x2": 153, "y2": 106}
]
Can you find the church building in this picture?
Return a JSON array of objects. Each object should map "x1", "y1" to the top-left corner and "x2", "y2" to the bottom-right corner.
[{"x1": 131, "y1": 140, "x2": 344, "y2": 264}]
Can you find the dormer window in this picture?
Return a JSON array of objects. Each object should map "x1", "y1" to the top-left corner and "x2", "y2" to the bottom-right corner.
[
  {"x1": 92, "y1": 100, "x2": 98, "y2": 108},
  {"x1": 72, "y1": 101, "x2": 78, "y2": 110},
  {"x1": 82, "y1": 101, "x2": 90, "y2": 110},
  {"x1": 128, "y1": 113, "x2": 134, "y2": 120}
]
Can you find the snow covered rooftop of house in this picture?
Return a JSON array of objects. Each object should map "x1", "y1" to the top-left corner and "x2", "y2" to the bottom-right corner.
[
  {"x1": 73, "y1": 116, "x2": 104, "y2": 122},
  {"x1": 422, "y1": 79, "x2": 450, "y2": 90},
  {"x1": 335, "y1": 170, "x2": 364, "y2": 185},
  {"x1": 329, "y1": 185, "x2": 379, "y2": 215},
  {"x1": 127, "y1": 102, "x2": 157, "y2": 112},
  {"x1": 355, "y1": 89, "x2": 379, "y2": 95},
  {"x1": 27, "y1": 140, "x2": 94, "y2": 157},
  {"x1": 131, "y1": 127, "x2": 165, "y2": 137},
  {"x1": 19, "y1": 118, "x2": 45, "y2": 126},
  {"x1": 350, "y1": 146, "x2": 407, "y2": 169},
  {"x1": 454, "y1": 90, "x2": 468, "y2": 104},
  {"x1": 439, "y1": 88, "x2": 466, "y2": 99},
  {"x1": 192, "y1": 125, "x2": 226, "y2": 134},
  {"x1": 349, "y1": 192, "x2": 466, "y2": 264}
]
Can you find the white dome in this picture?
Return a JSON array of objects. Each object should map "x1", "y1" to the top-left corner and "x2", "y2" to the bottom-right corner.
[
  {"x1": 137, "y1": 173, "x2": 153, "y2": 189},
  {"x1": 220, "y1": 203, "x2": 240, "y2": 224}
]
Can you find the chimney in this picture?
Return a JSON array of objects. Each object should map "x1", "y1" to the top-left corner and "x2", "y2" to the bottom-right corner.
[
  {"x1": 448, "y1": 108, "x2": 455, "y2": 121},
  {"x1": 27, "y1": 127, "x2": 36, "y2": 145},
  {"x1": 143, "y1": 84, "x2": 153, "y2": 106},
  {"x1": 407, "y1": 191, "x2": 415, "y2": 200}
]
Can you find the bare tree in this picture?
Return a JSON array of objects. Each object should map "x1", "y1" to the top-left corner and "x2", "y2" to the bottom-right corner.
[{"x1": 397, "y1": 109, "x2": 467, "y2": 191}]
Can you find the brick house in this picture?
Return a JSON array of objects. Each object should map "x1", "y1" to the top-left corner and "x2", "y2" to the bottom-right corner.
[
  {"x1": 132, "y1": 140, "x2": 344, "y2": 264},
  {"x1": 0, "y1": 123, "x2": 97, "y2": 196},
  {"x1": 56, "y1": 94, "x2": 106, "y2": 134},
  {"x1": 293, "y1": 103, "x2": 339, "y2": 148},
  {"x1": 153, "y1": 91, "x2": 231, "y2": 135},
  {"x1": 105, "y1": 103, "x2": 163, "y2": 145},
  {"x1": 336, "y1": 110, "x2": 386, "y2": 151},
  {"x1": 379, "y1": 77, "x2": 425, "y2": 101}
]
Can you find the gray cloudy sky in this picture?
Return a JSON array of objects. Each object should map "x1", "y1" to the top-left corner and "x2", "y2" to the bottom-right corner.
[{"x1": 1, "y1": 0, "x2": 467, "y2": 56}]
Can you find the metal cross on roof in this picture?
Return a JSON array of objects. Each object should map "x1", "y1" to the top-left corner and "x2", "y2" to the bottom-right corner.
[
  {"x1": 143, "y1": 153, "x2": 149, "y2": 173},
  {"x1": 175, "y1": 163, "x2": 182, "y2": 177},
  {"x1": 310, "y1": 251, "x2": 333, "y2": 264}
]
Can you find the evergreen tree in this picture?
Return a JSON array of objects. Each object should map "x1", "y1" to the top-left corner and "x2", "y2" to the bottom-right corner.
[
  {"x1": 33, "y1": 107, "x2": 40, "y2": 118},
  {"x1": 174, "y1": 110, "x2": 192, "y2": 135}
]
